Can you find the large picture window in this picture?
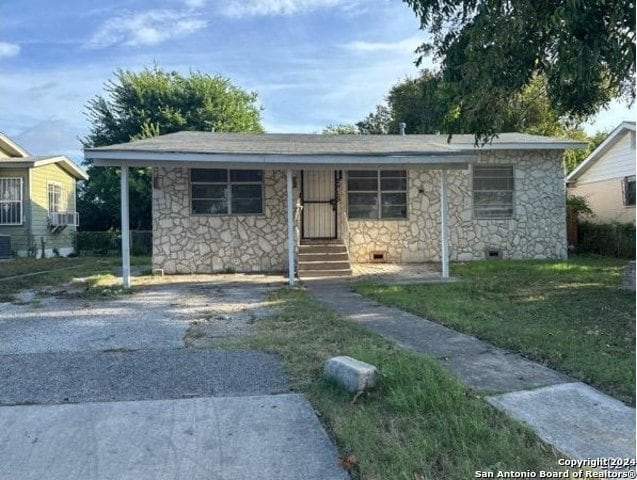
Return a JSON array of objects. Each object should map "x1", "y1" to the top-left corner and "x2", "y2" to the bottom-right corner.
[
  {"x1": 191, "y1": 169, "x2": 263, "y2": 215},
  {"x1": 473, "y1": 166, "x2": 514, "y2": 219},
  {"x1": 347, "y1": 170, "x2": 407, "y2": 219},
  {"x1": 0, "y1": 177, "x2": 22, "y2": 225}
]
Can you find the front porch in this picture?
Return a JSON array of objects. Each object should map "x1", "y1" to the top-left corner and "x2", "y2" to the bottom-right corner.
[{"x1": 84, "y1": 132, "x2": 485, "y2": 287}]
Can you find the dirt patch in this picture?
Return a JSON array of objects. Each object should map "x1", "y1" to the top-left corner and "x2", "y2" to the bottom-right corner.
[
  {"x1": 183, "y1": 288, "x2": 278, "y2": 347},
  {"x1": 0, "y1": 273, "x2": 284, "y2": 355}
]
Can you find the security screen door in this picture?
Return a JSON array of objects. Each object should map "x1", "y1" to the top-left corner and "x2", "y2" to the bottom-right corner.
[{"x1": 301, "y1": 170, "x2": 337, "y2": 239}]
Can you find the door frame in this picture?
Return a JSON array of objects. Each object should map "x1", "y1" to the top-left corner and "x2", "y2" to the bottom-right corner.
[{"x1": 300, "y1": 170, "x2": 338, "y2": 240}]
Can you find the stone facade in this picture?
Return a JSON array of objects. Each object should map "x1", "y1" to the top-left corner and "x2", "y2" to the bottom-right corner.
[
  {"x1": 152, "y1": 150, "x2": 567, "y2": 274},
  {"x1": 152, "y1": 168, "x2": 290, "y2": 274},
  {"x1": 345, "y1": 150, "x2": 567, "y2": 262}
]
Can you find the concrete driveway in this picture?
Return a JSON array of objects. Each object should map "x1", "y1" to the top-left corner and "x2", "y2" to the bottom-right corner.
[{"x1": 0, "y1": 274, "x2": 348, "y2": 480}]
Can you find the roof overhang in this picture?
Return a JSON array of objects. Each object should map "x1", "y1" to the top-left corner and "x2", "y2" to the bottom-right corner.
[
  {"x1": 0, "y1": 156, "x2": 89, "y2": 180},
  {"x1": 87, "y1": 150, "x2": 478, "y2": 170},
  {"x1": 567, "y1": 121, "x2": 636, "y2": 183}
]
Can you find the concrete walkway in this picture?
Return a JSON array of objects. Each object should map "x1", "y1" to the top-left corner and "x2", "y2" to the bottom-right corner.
[{"x1": 307, "y1": 280, "x2": 636, "y2": 461}]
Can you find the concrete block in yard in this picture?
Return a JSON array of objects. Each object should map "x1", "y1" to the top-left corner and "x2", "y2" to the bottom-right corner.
[
  {"x1": 324, "y1": 356, "x2": 378, "y2": 393},
  {"x1": 623, "y1": 262, "x2": 635, "y2": 291}
]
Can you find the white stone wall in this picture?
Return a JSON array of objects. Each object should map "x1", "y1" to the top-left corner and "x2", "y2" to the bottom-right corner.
[
  {"x1": 345, "y1": 150, "x2": 567, "y2": 262},
  {"x1": 152, "y1": 151, "x2": 567, "y2": 274},
  {"x1": 152, "y1": 168, "x2": 289, "y2": 274}
]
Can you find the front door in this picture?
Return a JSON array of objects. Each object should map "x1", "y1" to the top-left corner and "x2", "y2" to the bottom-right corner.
[{"x1": 301, "y1": 170, "x2": 337, "y2": 239}]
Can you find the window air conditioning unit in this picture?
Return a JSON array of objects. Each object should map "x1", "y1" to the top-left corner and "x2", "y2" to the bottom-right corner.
[{"x1": 48, "y1": 212, "x2": 79, "y2": 231}]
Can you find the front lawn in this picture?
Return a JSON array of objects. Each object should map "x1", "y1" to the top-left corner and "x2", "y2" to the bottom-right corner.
[
  {"x1": 222, "y1": 289, "x2": 564, "y2": 479},
  {"x1": 0, "y1": 256, "x2": 150, "y2": 300},
  {"x1": 354, "y1": 256, "x2": 635, "y2": 405}
]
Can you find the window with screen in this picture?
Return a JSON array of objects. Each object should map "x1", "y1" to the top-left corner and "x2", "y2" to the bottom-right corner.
[
  {"x1": 191, "y1": 169, "x2": 263, "y2": 215},
  {"x1": 473, "y1": 166, "x2": 514, "y2": 219},
  {"x1": 347, "y1": 170, "x2": 407, "y2": 219}
]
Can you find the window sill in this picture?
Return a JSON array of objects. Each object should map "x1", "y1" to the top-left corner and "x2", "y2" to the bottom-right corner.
[
  {"x1": 190, "y1": 213, "x2": 266, "y2": 217},
  {"x1": 348, "y1": 217, "x2": 409, "y2": 222}
]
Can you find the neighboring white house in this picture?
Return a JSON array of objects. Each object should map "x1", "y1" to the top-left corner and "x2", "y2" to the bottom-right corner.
[
  {"x1": 567, "y1": 121, "x2": 636, "y2": 224},
  {"x1": 85, "y1": 131, "x2": 584, "y2": 285}
]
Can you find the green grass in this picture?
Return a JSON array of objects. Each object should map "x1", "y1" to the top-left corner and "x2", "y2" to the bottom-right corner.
[
  {"x1": 0, "y1": 256, "x2": 150, "y2": 300},
  {"x1": 221, "y1": 288, "x2": 564, "y2": 479},
  {"x1": 353, "y1": 255, "x2": 636, "y2": 405}
]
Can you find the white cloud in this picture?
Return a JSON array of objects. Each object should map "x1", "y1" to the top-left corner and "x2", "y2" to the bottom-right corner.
[
  {"x1": 223, "y1": 0, "x2": 355, "y2": 17},
  {"x1": 87, "y1": 10, "x2": 207, "y2": 48},
  {"x1": 343, "y1": 36, "x2": 423, "y2": 53},
  {"x1": 0, "y1": 42, "x2": 20, "y2": 58}
]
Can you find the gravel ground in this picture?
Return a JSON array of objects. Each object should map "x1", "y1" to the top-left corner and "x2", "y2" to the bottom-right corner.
[
  {"x1": 0, "y1": 274, "x2": 288, "y2": 404},
  {"x1": 0, "y1": 274, "x2": 281, "y2": 355}
]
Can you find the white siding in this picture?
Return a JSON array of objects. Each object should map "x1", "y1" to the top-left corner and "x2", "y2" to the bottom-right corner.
[{"x1": 577, "y1": 132, "x2": 636, "y2": 185}]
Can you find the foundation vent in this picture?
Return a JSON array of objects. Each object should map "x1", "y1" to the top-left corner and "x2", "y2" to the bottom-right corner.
[
  {"x1": 485, "y1": 248, "x2": 503, "y2": 260},
  {"x1": 370, "y1": 251, "x2": 387, "y2": 263}
]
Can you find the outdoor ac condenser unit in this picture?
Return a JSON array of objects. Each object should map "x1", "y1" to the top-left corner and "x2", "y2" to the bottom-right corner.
[{"x1": 0, "y1": 234, "x2": 11, "y2": 259}]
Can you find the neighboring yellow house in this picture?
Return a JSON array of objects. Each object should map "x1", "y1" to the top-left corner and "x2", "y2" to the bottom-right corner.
[
  {"x1": 0, "y1": 133, "x2": 88, "y2": 258},
  {"x1": 567, "y1": 121, "x2": 636, "y2": 224}
]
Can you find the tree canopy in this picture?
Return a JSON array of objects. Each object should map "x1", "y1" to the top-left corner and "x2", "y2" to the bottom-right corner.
[
  {"x1": 322, "y1": 123, "x2": 360, "y2": 135},
  {"x1": 79, "y1": 66, "x2": 263, "y2": 230},
  {"x1": 403, "y1": 0, "x2": 635, "y2": 139}
]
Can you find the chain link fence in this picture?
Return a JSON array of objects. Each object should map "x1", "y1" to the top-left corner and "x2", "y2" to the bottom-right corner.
[{"x1": 76, "y1": 230, "x2": 152, "y2": 256}]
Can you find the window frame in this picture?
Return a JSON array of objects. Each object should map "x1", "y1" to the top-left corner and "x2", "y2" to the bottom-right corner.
[
  {"x1": 47, "y1": 181, "x2": 64, "y2": 213},
  {"x1": 472, "y1": 165, "x2": 515, "y2": 220},
  {"x1": 347, "y1": 170, "x2": 408, "y2": 220},
  {"x1": 623, "y1": 175, "x2": 636, "y2": 207},
  {"x1": 0, "y1": 177, "x2": 23, "y2": 226},
  {"x1": 189, "y1": 168, "x2": 264, "y2": 216}
]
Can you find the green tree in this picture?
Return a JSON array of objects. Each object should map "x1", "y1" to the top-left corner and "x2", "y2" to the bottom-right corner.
[
  {"x1": 385, "y1": 70, "x2": 449, "y2": 134},
  {"x1": 322, "y1": 123, "x2": 360, "y2": 135},
  {"x1": 403, "y1": 0, "x2": 635, "y2": 140},
  {"x1": 564, "y1": 130, "x2": 607, "y2": 174},
  {"x1": 80, "y1": 66, "x2": 263, "y2": 230},
  {"x1": 361, "y1": 72, "x2": 586, "y2": 137},
  {"x1": 356, "y1": 104, "x2": 393, "y2": 134}
]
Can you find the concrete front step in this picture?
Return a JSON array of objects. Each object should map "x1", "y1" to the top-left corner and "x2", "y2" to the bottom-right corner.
[
  {"x1": 298, "y1": 245, "x2": 348, "y2": 255},
  {"x1": 299, "y1": 269, "x2": 352, "y2": 278},
  {"x1": 299, "y1": 261, "x2": 351, "y2": 272},
  {"x1": 298, "y1": 253, "x2": 350, "y2": 262},
  {"x1": 298, "y1": 240, "x2": 351, "y2": 278}
]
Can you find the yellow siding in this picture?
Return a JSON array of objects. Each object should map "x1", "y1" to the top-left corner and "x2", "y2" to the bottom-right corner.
[
  {"x1": 31, "y1": 163, "x2": 78, "y2": 252},
  {"x1": 0, "y1": 167, "x2": 30, "y2": 253}
]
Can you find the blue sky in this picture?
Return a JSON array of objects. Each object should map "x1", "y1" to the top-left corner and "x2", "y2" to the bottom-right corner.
[{"x1": 0, "y1": 0, "x2": 634, "y2": 163}]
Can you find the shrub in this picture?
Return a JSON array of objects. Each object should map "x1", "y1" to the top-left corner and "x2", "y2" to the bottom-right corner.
[{"x1": 578, "y1": 221, "x2": 636, "y2": 259}]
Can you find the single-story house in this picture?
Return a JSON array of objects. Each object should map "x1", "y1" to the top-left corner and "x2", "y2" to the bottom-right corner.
[
  {"x1": 0, "y1": 133, "x2": 88, "y2": 258},
  {"x1": 567, "y1": 121, "x2": 636, "y2": 224},
  {"x1": 84, "y1": 131, "x2": 584, "y2": 285}
]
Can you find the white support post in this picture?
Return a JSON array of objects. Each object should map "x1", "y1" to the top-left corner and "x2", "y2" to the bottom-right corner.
[
  {"x1": 286, "y1": 169, "x2": 296, "y2": 286},
  {"x1": 120, "y1": 165, "x2": 131, "y2": 288},
  {"x1": 440, "y1": 169, "x2": 450, "y2": 279}
]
